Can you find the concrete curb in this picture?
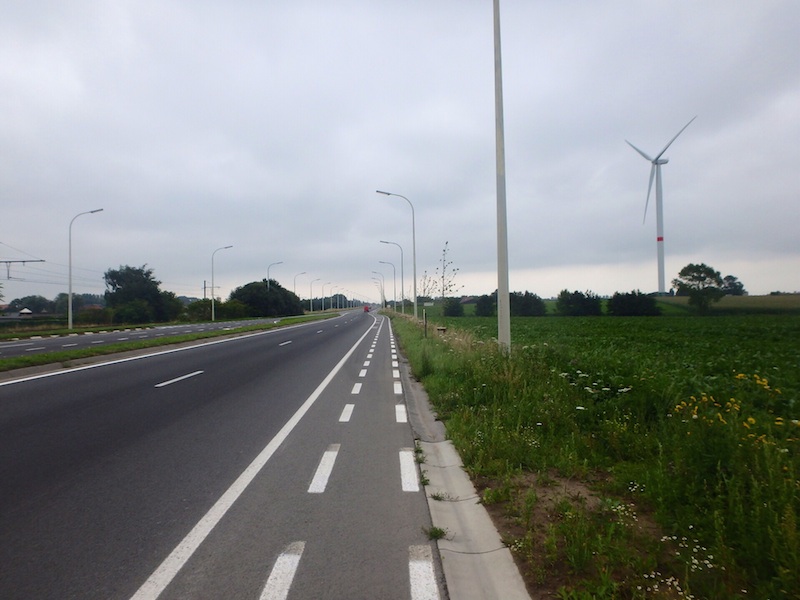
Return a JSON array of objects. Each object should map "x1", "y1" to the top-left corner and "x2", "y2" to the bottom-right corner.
[{"x1": 401, "y1": 356, "x2": 531, "y2": 600}]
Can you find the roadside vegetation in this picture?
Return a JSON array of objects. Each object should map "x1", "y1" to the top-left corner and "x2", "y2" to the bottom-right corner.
[{"x1": 391, "y1": 297, "x2": 800, "y2": 599}]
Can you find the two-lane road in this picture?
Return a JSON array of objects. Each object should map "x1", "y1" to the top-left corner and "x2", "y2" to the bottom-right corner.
[{"x1": 0, "y1": 311, "x2": 444, "y2": 599}]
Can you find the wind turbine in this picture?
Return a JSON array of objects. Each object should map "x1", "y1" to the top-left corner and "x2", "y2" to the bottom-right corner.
[{"x1": 626, "y1": 116, "x2": 696, "y2": 295}]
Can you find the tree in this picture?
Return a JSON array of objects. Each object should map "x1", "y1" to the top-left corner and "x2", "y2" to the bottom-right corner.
[
  {"x1": 556, "y1": 290, "x2": 602, "y2": 316},
  {"x1": 475, "y1": 294, "x2": 495, "y2": 317},
  {"x1": 607, "y1": 290, "x2": 661, "y2": 316},
  {"x1": 442, "y1": 297, "x2": 464, "y2": 317},
  {"x1": 228, "y1": 280, "x2": 303, "y2": 317},
  {"x1": 104, "y1": 264, "x2": 179, "y2": 323},
  {"x1": 7, "y1": 295, "x2": 54, "y2": 313},
  {"x1": 722, "y1": 275, "x2": 746, "y2": 296},
  {"x1": 672, "y1": 263, "x2": 725, "y2": 313},
  {"x1": 435, "y1": 241, "x2": 463, "y2": 299},
  {"x1": 510, "y1": 291, "x2": 546, "y2": 316}
]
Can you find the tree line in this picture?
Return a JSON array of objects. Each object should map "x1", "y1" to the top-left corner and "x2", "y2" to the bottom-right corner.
[{"x1": 444, "y1": 263, "x2": 746, "y2": 317}]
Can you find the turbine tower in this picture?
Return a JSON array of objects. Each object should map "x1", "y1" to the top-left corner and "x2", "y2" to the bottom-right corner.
[{"x1": 626, "y1": 116, "x2": 696, "y2": 295}]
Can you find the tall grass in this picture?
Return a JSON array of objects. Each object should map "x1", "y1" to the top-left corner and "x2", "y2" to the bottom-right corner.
[{"x1": 392, "y1": 313, "x2": 800, "y2": 598}]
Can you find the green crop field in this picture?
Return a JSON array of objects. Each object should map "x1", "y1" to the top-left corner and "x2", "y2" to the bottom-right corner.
[{"x1": 392, "y1": 308, "x2": 799, "y2": 598}]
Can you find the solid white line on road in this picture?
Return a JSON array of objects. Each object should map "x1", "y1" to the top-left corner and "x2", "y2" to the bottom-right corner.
[
  {"x1": 279, "y1": 341, "x2": 292, "y2": 346},
  {"x1": 351, "y1": 383, "x2": 362, "y2": 394},
  {"x1": 409, "y1": 545, "x2": 441, "y2": 600},
  {"x1": 396, "y1": 404, "x2": 407, "y2": 423},
  {"x1": 359, "y1": 369, "x2": 367, "y2": 378},
  {"x1": 259, "y1": 541, "x2": 305, "y2": 600},
  {"x1": 394, "y1": 381, "x2": 403, "y2": 395},
  {"x1": 399, "y1": 448, "x2": 420, "y2": 492},
  {"x1": 155, "y1": 371, "x2": 204, "y2": 388},
  {"x1": 393, "y1": 369, "x2": 400, "y2": 379},
  {"x1": 339, "y1": 404, "x2": 355, "y2": 422},
  {"x1": 128, "y1": 316, "x2": 376, "y2": 600},
  {"x1": 308, "y1": 444, "x2": 340, "y2": 493}
]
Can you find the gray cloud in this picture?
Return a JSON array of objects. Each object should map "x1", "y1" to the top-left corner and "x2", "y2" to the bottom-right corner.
[{"x1": 2, "y1": 1, "x2": 798, "y2": 306}]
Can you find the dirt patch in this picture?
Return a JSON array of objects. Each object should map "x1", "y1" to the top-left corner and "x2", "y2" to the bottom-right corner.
[{"x1": 475, "y1": 471, "x2": 671, "y2": 599}]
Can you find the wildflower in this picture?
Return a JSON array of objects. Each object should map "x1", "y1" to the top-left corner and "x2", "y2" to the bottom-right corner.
[
  {"x1": 576, "y1": 406, "x2": 586, "y2": 411},
  {"x1": 775, "y1": 417, "x2": 785, "y2": 426}
]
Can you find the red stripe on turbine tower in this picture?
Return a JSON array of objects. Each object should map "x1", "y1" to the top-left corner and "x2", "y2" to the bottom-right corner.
[{"x1": 657, "y1": 236, "x2": 664, "y2": 241}]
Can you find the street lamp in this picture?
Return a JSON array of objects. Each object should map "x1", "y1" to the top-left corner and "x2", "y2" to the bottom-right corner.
[
  {"x1": 371, "y1": 274, "x2": 385, "y2": 308},
  {"x1": 310, "y1": 278, "x2": 320, "y2": 312},
  {"x1": 293, "y1": 271, "x2": 306, "y2": 296},
  {"x1": 68, "y1": 208, "x2": 103, "y2": 329},
  {"x1": 379, "y1": 261, "x2": 396, "y2": 311},
  {"x1": 380, "y1": 240, "x2": 404, "y2": 314},
  {"x1": 267, "y1": 261, "x2": 283, "y2": 291},
  {"x1": 322, "y1": 282, "x2": 331, "y2": 311},
  {"x1": 376, "y1": 190, "x2": 417, "y2": 319},
  {"x1": 372, "y1": 271, "x2": 385, "y2": 309},
  {"x1": 211, "y1": 245, "x2": 232, "y2": 322}
]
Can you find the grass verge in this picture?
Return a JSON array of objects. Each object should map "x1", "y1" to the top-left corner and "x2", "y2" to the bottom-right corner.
[{"x1": 392, "y1": 312, "x2": 799, "y2": 599}]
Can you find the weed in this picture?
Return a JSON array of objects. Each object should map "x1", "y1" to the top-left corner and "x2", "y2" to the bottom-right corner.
[{"x1": 423, "y1": 526, "x2": 448, "y2": 541}]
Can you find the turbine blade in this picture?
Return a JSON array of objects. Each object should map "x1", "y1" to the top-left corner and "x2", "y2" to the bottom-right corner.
[
  {"x1": 626, "y1": 140, "x2": 653, "y2": 162},
  {"x1": 643, "y1": 164, "x2": 655, "y2": 224},
  {"x1": 655, "y1": 115, "x2": 697, "y2": 160}
]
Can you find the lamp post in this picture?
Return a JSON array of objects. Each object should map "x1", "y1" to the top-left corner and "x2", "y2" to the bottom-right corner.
[
  {"x1": 310, "y1": 278, "x2": 320, "y2": 312},
  {"x1": 372, "y1": 278, "x2": 384, "y2": 307},
  {"x1": 379, "y1": 261, "x2": 396, "y2": 311},
  {"x1": 372, "y1": 271, "x2": 385, "y2": 309},
  {"x1": 211, "y1": 245, "x2": 232, "y2": 322},
  {"x1": 322, "y1": 282, "x2": 331, "y2": 311},
  {"x1": 68, "y1": 208, "x2": 103, "y2": 329},
  {"x1": 293, "y1": 271, "x2": 306, "y2": 296},
  {"x1": 380, "y1": 240, "x2": 404, "y2": 314},
  {"x1": 267, "y1": 261, "x2": 283, "y2": 291},
  {"x1": 493, "y1": 0, "x2": 511, "y2": 353},
  {"x1": 376, "y1": 190, "x2": 417, "y2": 319}
]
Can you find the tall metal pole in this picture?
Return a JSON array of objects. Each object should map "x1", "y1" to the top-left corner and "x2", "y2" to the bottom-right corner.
[
  {"x1": 293, "y1": 271, "x2": 306, "y2": 296},
  {"x1": 372, "y1": 271, "x2": 386, "y2": 309},
  {"x1": 379, "y1": 261, "x2": 396, "y2": 311},
  {"x1": 376, "y1": 191, "x2": 417, "y2": 319},
  {"x1": 322, "y1": 282, "x2": 331, "y2": 311},
  {"x1": 380, "y1": 240, "x2": 404, "y2": 314},
  {"x1": 267, "y1": 261, "x2": 283, "y2": 291},
  {"x1": 493, "y1": 0, "x2": 511, "y2": 353},
  {"x1": 68, "y1": 208, "x2": 103, "y2": 330},
  {"x1": 310, "y1": 278, "x2": 320, "y2": 312},
  {"x1": 211, "y1": 245, "x2": 232, "y2": 322}
]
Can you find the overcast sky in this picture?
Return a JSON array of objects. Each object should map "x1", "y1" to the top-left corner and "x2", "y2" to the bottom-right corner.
[{"x1": 2, "y1": 1, "x2": 799, "y2": 306}]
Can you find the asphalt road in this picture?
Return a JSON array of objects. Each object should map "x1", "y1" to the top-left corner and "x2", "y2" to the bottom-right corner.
[{"x1": 0, "y1": 311, "x2": 444, "y2": 599}]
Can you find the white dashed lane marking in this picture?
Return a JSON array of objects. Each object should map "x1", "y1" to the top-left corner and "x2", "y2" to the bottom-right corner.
[
  {"x1": 260, "y1": 541, "x2": 305, "y2": 600},
  {"x1": 308, "y1": 444, "x2": 340, "y2": 494},
  {"x1": 399, "y1": 448, "x2": 420, "y2": 492}
]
